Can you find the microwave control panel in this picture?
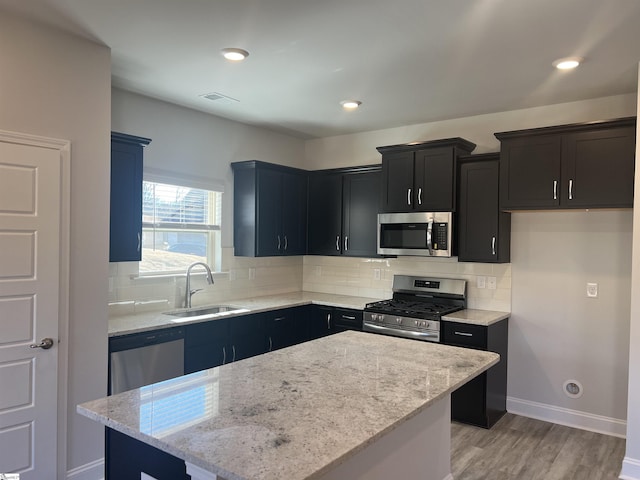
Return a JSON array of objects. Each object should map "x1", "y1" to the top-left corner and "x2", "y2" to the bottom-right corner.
[{"x1": 433, "y1": 223, "x2": 448, "y2": 250}]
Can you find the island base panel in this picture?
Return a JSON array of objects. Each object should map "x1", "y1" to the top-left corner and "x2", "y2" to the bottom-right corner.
[{"x1": 185, "y1": 395, "x2": 452, "y2": 480}]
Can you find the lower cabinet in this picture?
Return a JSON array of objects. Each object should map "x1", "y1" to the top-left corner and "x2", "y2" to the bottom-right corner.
[
  {"x1": 265, "y1": 306, "x2": 308, "y2": 351},
  {"x1": 441, "y1": 319, "x2": 508, "y2": 429},
  {"x1": 106, "y1": 428, "x2": 188, "y2": 480},
  {"x1": 308, "y1": 305, "x2": 363, "y2": 340},
  {"x1": 184, "y1": 317, "x2": 229, "y2": 374}
]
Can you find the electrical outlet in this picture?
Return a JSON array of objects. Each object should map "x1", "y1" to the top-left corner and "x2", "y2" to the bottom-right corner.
[
  {"x1": 229, "y1": 269, "x2": 236, "y2": 281},
  {"x1": 476, "y1": 276, "x2": 486, "y2": 289},
  {"x1": 487, "y1": 276, "x2": 497, "y2": 290},
  {"x1": 587, "y1": 282, "x2": 598, "y2": 298},
  {"x1": 373, "y1": 268, "x2": 381, "y2": 280},
  {"x1": 314, "y1": 266, "x2": 322, "y2": 276},
  {"x1": 249, "y1": 267, "x2": 256, "y2": 280}
]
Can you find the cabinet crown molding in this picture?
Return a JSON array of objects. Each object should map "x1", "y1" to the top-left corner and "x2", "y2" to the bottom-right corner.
[{"x1": 494, "y1": 116, "x2": 636, "y2": 140}]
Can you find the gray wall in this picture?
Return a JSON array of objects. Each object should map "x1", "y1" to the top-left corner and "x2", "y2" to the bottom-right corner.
[{"x1": 0, "y1": 11, "x2": 111, "y2": 476}]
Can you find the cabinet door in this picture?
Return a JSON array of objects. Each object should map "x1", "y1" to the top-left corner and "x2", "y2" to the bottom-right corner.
[
  {"x1": 184, "y1": 319, "x2": 229, "y2": 373},
  {"x1": 307, "y1": 305, "x2": 334, "y2": 340},
  {"x1": 499, "y1": 135, "x2": 562, "y2": 209},
  {"x1": 414, "y1": 147, "x2": 456, "y2": 211},
  {"x1": 265, "y1": 307, "x2": 307, "y2": 351},
  {"x1": 307, "y1": 172, "x2": 343, "y2": 255},
  {"x1": 381, "y1": 151, "x2": 415, "y2": 212},
  {"x1": 342, "y1": 171, "x2": 381, "y2": 257},
  {"x1": 563, "y1": 126, "x2": 635, "y2": 208},
  {"x1": 458, "y1": 160, "x2": 510, "y2": 263},
  {"x1": 256, "y1": 168, "x2": 283, "y2": 256},
  {"x1": 331, "y1": 308, "x2": 363, "y2": 332},
  {"x1": 281, "y1": 172, "x2": 308, "y2": 255},
  {"x1": 229, "y1": 313, "x2": 266, "y2": 361},
  {"x1": 109, "y1": 139, "x2": 143, "y2": 262}
]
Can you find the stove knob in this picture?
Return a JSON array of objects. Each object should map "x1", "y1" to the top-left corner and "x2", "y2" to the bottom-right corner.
[
  {"x1": 376, "y1": 314, "x2": 382, "y2": 322},
  {"x1": 422, "y1": 321, "x2": 428, "y2": 327},
  {"x1": 414, "y1": 320, "x2": 419, "y2": 327},
  {"x1": 396, "y1": 318, "x2": 402, "y2": 325}
]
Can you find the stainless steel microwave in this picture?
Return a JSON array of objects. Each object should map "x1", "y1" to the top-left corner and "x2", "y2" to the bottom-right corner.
[{"x1": 377, "y1": 212, "x2": 453, "y2": 257}]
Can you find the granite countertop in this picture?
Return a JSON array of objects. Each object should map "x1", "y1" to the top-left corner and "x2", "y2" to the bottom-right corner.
[
  {"x1": 441, "y1": 309, "x2": 510, "y2": 326},
  {"x1": 79, "y1": 330, "x2": 499, "y2": 480},
  {"x1": 109, "y1": 292, "x2": 510, "y2": 337},
  {"x1": 108, "y1": 292, "x2": 379, "y2": 337}
]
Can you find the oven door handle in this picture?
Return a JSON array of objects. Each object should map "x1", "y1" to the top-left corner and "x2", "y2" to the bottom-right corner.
[{"x1": 364, "y1": 322, "x2": 439, "y2": 339}]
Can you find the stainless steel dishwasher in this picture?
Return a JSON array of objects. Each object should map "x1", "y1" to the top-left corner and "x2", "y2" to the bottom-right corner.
[{"x1": 109, "y1": 327, "x2": 185, "y2": 394}]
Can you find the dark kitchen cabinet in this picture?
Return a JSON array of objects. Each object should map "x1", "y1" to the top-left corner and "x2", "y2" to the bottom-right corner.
[
  {"x1": 307, "y1": 166, "x2": 381, "y2": 257},
  {"x1": 377, "y1": 138, "x2": 476, "y2": 213},
  {"x1": 307, "y1": 305, "x2": 363, "y2": 340},
  {"x1": 496, "y1": 117, "x2": 636, "y2": 210},
  {"x1": 229, "y1": 313, "x2": 267, "y2": 361},
  {"x1": 457, "y1": 154, "x2": 511, "y2": 263},
  {"x1": 232, "y1": 161, "x2": 307, "y2": 256},
  {"x1": 265, "y1": 306, "x2": 308, "y2": 351},
  {"x1": 442, "y1": 319, "x2": 508, "y2": 429},
  {"x1": 184, "y1": 318, "x2": 229, "y2": 373},
  {"x1": 109, "y1": 132, "x2": 151, "y2": 262}
]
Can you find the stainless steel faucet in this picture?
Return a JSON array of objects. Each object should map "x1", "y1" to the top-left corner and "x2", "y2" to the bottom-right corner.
[{"x1": 184, "y1": 262, "x2": 214, "y2": 308}]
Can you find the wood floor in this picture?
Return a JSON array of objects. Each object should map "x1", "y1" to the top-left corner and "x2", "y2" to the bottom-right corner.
[{"x1": 451, "y1": 414, "x2": 626, "y2": 480}]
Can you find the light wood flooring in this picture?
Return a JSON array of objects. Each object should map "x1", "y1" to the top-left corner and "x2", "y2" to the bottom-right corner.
[{"x1": 451, "y1": 414, "x2": 626, "y2": 480}]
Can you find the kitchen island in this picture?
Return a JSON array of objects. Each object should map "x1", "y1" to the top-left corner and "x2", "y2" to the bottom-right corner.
[{"x1": 79, "y1": 331, "x2": 499, "y2": 480}]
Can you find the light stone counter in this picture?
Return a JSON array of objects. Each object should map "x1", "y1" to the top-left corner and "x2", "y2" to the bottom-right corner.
[
  {"x1": 79, "y1": 330, "x2": 499, "y2": 480},
  {"x1": 108, "y1": 292, "x2": 379, "y2": 337},
  {"x1": 442, "y1": 308, "x2": 510, "y2": 326}
]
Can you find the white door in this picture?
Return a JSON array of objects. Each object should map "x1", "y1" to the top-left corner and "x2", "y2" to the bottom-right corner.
[{"x1": 0, "y1": 137, "x2": 63, "y2": 478}]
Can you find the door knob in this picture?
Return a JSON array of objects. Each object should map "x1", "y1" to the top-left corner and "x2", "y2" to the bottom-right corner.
[{"x1": 30, "y1": 338, "x2": 54, "y2": 350}]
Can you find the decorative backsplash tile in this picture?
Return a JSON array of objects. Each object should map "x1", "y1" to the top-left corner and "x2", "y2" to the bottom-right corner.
[{"x1": 109, "y1": 247, "x2": 511, "y2": 315}]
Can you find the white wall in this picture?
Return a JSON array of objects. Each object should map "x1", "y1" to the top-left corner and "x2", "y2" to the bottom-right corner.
[
  {"x1": 111, "y1": 89, "x2": 306, "y2": 247},
  {"x1": 304, "y1": 95, "x2": 637, "y2": 436},
  {"x1": 0, "y1": 10, "x2": 111, "y2": 478},
  {"x1": 620, "y1": 69, "x2": 640, "y2": 480}
]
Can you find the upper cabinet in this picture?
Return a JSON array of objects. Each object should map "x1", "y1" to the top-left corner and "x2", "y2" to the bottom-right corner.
[
  {"x1": 377, "y1": 138, "x2": 476, "y2": 213},
  {"x1": 109, "y1": 132, "x2": 151, "y2": 263},
  {"x1": 496, "y1": 117, "x2": 636, "y2": 210},
  {"x1": 307, "y1": 166, "x2": 381, "y2": 257},
  {"x1": 232, "y1": 161, "x2": 307, "y2": 257},
  {"x1": 457, "y1": 154, "x2": 511, "y2": 263}
]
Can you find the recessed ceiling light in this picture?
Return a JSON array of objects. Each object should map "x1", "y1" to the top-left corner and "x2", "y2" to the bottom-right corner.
[
  {"x1": 221, "y1": 48, "x2": 249, "y2": 62},
  {"x1": 553, "y1": 57, "x2": 583, "y2": 70},
  {"x1": 341, "y1": 100, "x2": 362, "y2": 110}
]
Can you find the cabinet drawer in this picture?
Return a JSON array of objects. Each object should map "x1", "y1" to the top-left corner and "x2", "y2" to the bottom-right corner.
[
  {"x1": 332, "y1": 309, "x2": 363, "y2": 330},
  {"x1": 442, "y1": 322, "x2": 487, "y2": 349},
  {"x1": 185, "y1": 319, "x2": 229, "y2": 348}
]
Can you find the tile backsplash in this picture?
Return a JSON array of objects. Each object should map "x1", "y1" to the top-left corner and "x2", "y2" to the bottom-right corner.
[{"x1": 109, "y1": 248, "x2": 511, "y2": 315}]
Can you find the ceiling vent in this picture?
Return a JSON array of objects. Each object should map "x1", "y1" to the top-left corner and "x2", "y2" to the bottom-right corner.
[{"x1": 199, "y1": 92, "x2": 239, "y2": 105}]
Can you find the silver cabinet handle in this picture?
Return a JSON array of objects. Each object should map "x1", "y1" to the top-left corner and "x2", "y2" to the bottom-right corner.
[
  {"x1": 491, "y1": 236, "x2": 496, "y2": 256},
  {"x1": 336, "y1": 235, "x2": 340, "y2": 251},
  {"x1": 553, "y1": 180, "x2": 558, "y2": 200},
  {"x1": 407, "y1": 188, "x2": 412, "y2": 206},
  {"x1": 268, "y1": 336, "x2": 273, "y2": 352},
  {"x1": 342, "y1": 315, "x2": 356, "y2": 320},
  {"x1": 277, "y1": 235, "x2": 281, "y2": 250},
  {"x1": 274, "y1": 316, "x2": 286, "y2": 321},
  {"x1": 344, "y1": 236, "x2": 348, "y2": 251},
  {"x1": 232, "y1": 345, "x2": 236, "y2": 362},
  {"x1": 30, "y1": 338, "x2": 54, "y2": 350},
  {"x1": 222, "y1": 346, "x2": 226, "y2": 364},
  {"x1": 454, "y1": 331, "x2": 473, "y2": 337},
  {"x1": 137, "y1": 232, "x2": 141, "y2": 252},
  {"x1": 284, "y1": 235, "x2": 288, "y2": 251},
  {"x1": 326, "y1": 313, "x2": 331, "y2": 330},
  {"x1": 569, "y1": 179, "x2": 573, "y2": 200},
  {"x1": 418, "y1": 187, "x2": 422, "y2": 205}
]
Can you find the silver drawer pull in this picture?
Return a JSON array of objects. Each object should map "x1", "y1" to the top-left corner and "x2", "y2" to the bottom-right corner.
[
  {"x1": 274, "y1": 317, "x2": 286, "y2": 321},
  {"x1": 454, "y1": 331, "x2": 473, "y2": 337},
  {"x1": 342, "y1": 315, "x2": 356, "y2": 320}
]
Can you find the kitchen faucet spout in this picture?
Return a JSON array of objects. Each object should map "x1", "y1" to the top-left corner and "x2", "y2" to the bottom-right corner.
[{"x1": 185, "y1": 262, "x2": 214, "y2": 308}]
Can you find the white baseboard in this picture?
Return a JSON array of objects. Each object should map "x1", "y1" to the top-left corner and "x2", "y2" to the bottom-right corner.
[
  {"x1": 620, "y1": 456, "x2": 640, "y2": 480},
  {"x1": 66, "y1": 458, "x2": 104, "y2": 480},
  {"x1": 507, "y1": 396, "x2": 627, "y2": 438}
]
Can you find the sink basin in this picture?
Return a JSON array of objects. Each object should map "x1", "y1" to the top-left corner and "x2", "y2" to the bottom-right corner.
[{"x1": 163, "y1": 305, "x2": 245, "y2": 318}]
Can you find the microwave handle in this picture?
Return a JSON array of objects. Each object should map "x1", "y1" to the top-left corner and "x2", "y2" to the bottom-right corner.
[{"x1": 427, "y1": 219, "x2": 434, "y2": 256}]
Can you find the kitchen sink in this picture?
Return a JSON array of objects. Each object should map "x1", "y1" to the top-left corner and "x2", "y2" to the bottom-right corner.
[{"x1": 163, "y1": 305, "x2": 247, "y2": 319}]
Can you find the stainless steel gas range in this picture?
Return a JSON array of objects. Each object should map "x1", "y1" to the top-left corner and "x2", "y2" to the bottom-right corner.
[{"x1": 363, "y1": 275, "x2": 467, "y2": 343}]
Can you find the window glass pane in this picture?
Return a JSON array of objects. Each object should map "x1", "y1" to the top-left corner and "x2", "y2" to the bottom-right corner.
[{"x1": 140, "y1": 181, "x2": 222, "y2": 274}]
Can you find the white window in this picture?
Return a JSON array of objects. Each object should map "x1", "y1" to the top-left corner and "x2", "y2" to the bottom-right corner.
[{"x1": 140, "y1": 180, "x2": 222, "y2": 274}]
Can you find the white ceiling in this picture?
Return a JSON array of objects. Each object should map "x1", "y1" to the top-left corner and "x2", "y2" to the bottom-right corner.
[{"x1": 2, "y1": 0, "x2": 640, "y2": 139}]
